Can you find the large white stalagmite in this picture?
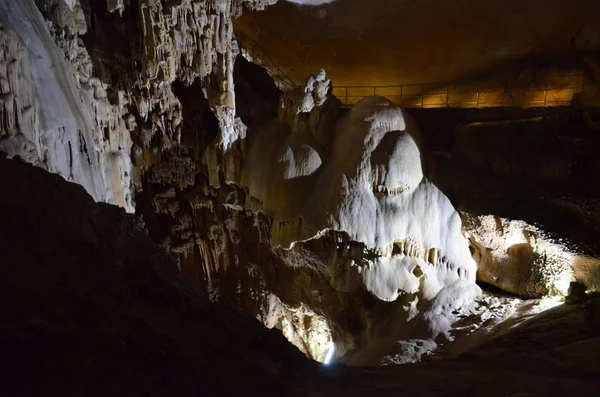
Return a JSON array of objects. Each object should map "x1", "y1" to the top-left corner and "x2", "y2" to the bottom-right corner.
[{"x1": 238, "y1": 90, "x2": 481, "y2": 354}]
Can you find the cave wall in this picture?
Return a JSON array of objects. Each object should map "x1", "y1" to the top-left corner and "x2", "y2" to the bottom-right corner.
[
  {"x1": 0, "y1": 0, "x2": 277, "y2": 211},
  {"x1": 422, "y1": 108, "x2": 600, "y2": 297},
  {"x1": 235, "y1": 0, "x2": 600, "y2": 87},
  {"x1": 0, "y1": 0, "x2": 121, "y2": 206},
  {"x1": 0, "y1": 155, "x2": 317, "y2": 396},
  {"x1": 407, "y1": 106, "x2": 600, "y2": 152},
  {"x1": 3, "y1": 0, "x2": 600, "y2": 368}
]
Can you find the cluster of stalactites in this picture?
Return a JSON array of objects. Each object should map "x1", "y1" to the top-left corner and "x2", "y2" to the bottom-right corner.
[{"x1": 0, "y1": 0, "x2": 280, "y2": 213}]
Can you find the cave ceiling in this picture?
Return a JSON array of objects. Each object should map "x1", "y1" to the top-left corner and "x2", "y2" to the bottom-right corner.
[{"x1": 236, "y1": 0, "x2": 600, "y2": 86}]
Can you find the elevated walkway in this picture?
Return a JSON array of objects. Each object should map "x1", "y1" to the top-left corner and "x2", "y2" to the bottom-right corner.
[
  {"x1": 331, "y1": 76, "x2": 599, "y2": 109},
  {"x1": 235, "y1": 31, "x2": 600, "y2": 109}
]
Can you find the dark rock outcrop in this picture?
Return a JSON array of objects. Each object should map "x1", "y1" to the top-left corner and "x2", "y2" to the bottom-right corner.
[
  {"x1": 426, "y1": 110, "x2": 600, "y2": 297},
  {"x1": 2, "y1": 156, "x2": 600, "y2": 396},
  {"x1": 0, "y1": 156, "x2": 313, "y2": 396}
]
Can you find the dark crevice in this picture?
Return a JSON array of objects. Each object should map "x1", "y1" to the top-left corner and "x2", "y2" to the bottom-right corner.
[
  {"x1": 67, "y1": 140, "x2": 73, "y2": 180},
  {"x1": 78, "y1": 130, "x2": 91, "y2": 166},
  {"x1": 234, "y1": 55, "x2": 281, "y2": 127},
  {"x1": 172, "y1": 79, "x2": 219, "y2": 153},
  {"x1": 476, "y1": 280, "x2": 518, "y2": 297}
]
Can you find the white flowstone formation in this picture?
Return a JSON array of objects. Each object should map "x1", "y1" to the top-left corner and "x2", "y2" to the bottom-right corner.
[
  {"x1": 0, "y1": 0, "x2": 277, "y2": 210},
  {"x1": 297, "y1": 69, "x2": 330, "y2": 113},
  {"x1": 237, "y1": 92, "x2": 480, "y2": 351},
  {"x1": 308, "y1": 97, "x2": 477, "y2": 301},
  {"x1": 0, "y1": 0, "x2": 111, "y2": 203}
]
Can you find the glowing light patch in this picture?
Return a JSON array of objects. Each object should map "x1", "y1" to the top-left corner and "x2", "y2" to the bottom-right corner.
[
  {"x1": 509, "y1": 296, "x2": 564, "y2": 330},
  {"x1": 323, "y1": 342, "x2": 335, "y2": 364},
  {"x1": 536, "y1": 296, "x2": 564, "y2": 312},
  {"x1": 504, "y1": 232, "x2": 524, "y2": 249}
]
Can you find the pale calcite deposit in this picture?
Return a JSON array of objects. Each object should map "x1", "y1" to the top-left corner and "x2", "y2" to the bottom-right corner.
[
  {"x1": 0, "y1": 0, "x2": 276, "y2": 210},
  {"x1": 200, "y1": 81, "x2": 482, "y2": 360},
  {"x1": 571, "y1": 255, "x2": 600, "y2": 292},
  {"x1": 464, "y1": 214, "x2": 575, "y2": 297},
  {"x1": 464, "y1": 213, "x2": 600, "y2": 298},
  {"x1": 238, "y1": 92, "x2": 478, "y2": 301},
  {"x1": 261, "y1": 293, "x2": 333, "y2": 362},
  {"x1": 0, "y1": 0, "x2": 135, "y2": 207}
]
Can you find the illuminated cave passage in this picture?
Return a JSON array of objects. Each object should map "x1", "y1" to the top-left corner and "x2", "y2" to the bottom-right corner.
[{"x1": 1, "y1": 0, "x2": 600, "y2": 395}]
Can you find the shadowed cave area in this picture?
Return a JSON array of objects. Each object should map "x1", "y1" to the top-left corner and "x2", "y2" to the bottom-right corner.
[{"x1": 1, "y1": 0, "x2": 600, "y2": 396}]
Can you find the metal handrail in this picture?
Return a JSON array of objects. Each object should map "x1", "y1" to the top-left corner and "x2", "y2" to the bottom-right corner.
[
  {"x1": 234, "y1": 30, "x2": 298, "y2": 90},
  {"x1": 233, "y1": 32, "x2": 597, "y2": 109},
  {"x1": 333, "y1": 75, "x2": 597, "y2": 108}
]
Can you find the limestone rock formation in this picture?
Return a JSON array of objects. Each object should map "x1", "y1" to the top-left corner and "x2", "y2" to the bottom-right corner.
[
  {"x1": 241, "y1": 94, "x2": 478, "y2": 298},
  {"x1": 183, "y1": 83, "x2": 481, "y2": 362},
  {"x1": 422, "y1": 111, "x2": 600, "y2": 299},
  {"x1": 0, "y1": 0, "x2": 278, "y2": 211},
  {"x1": 134, "y1": 58, "x2": 486, "y2": 362},
  {"x1": 464, "y1": 214, "x2": 574, "y2": 297},
  {"x1": 0, "y1": 1, "x2": 116, "y2": 205},
  {"x1": 4, "y1": 0, "x2": 600, "y2": 372},
  {"x1": 285, "y1": 69, "x2": 330, "y2": 114},
  {"x1": 464, "y1": 213, "x2": 600, "y2": 298}
]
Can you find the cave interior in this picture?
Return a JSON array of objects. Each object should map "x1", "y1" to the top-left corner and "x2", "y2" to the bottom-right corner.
[{"x1": 0, "y1": 0, "x2": 600, "y2": 396}]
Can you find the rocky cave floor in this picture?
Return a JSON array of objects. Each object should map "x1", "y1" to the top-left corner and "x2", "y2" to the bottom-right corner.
[{"x1": 1, "y1": 156, "x2": 599, "y2": 396}]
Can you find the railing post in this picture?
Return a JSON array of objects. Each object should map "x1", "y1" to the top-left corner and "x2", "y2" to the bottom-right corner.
[
  {"x1": 581, "y1": 78, "x2": 586, "y2": 106},
  {"x1": 543, "y1": 82, "x2": 548, "y2": 106},
  {"x1": 345, "y1": 87, "x2": 348, "y2": 108},
  {"x1": 373, "y1": 86, "x2": 376, "y2": 96},
  {"x1": 400, "y1": 85, "x2": 403, "y2": 101},
  {"x1": 446, "y1": 85, "x2": 449, "y2": 107}
]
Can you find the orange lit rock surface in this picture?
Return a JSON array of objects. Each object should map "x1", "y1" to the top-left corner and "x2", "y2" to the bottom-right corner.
[{"x1": 236, "y1": 0, "x2": 600, "y2": 86}]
